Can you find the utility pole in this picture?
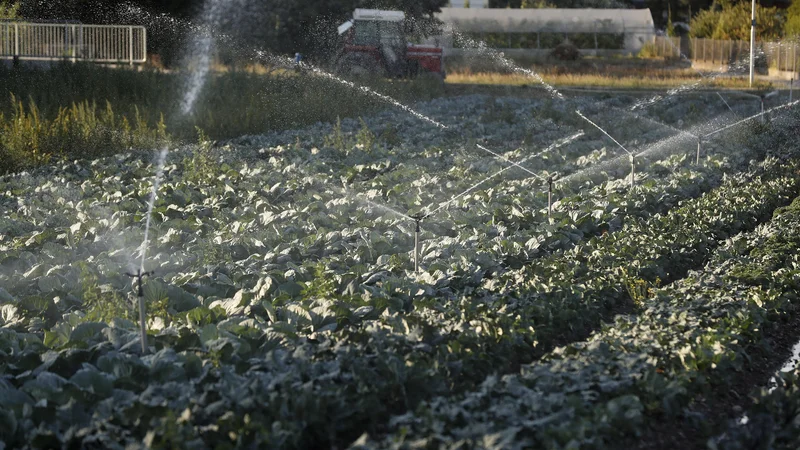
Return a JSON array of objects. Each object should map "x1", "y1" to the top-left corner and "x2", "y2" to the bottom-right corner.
[{"x1": 750, "y1": 0, "x2": 756, "y2": 87}]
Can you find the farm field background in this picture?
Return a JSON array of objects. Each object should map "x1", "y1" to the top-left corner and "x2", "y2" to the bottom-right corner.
[{"x1": 3, "y1": 72, "x2": 800, "y2": 449}]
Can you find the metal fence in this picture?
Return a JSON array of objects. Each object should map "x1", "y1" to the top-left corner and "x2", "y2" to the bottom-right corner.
[
  {"x1": 652, "y1": 36, "x2": 800, "y2": 74},
  {"x1": 0, "y1": 22, "x2": 146, "y2": 64}
]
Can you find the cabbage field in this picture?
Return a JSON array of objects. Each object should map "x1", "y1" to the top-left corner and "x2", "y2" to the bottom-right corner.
[{"x1": 2, "y1": 92, "x2": 800, "y2": 449}]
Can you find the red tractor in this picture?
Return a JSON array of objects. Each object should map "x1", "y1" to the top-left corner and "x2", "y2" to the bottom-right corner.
[{"x1": 335, "y1": 9, "x2": 446, "y2": 81}]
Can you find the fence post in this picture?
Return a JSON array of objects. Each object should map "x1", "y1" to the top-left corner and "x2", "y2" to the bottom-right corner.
[
  {"x1": 702, "y1": 38, "x2": 706, "y2": 63},
  {"x1": 78, "y1": 25, "x2": 83, "y2": 61},
  {"x1": 71, "y1": 24, "x2": 77, "y2": 62},
  {"x1": 13, "y1": 23, "x2": 19, "y2": 66},
  {"x1": 728, "y1": 40, "x2": 732, "y2": 64},
  {"x1": 129, "y1": 26, "x2": 133, "y2": 66}
]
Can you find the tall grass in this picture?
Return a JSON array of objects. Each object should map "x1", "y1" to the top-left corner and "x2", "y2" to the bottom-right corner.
[
  {"x1": 446, "y1": 69, "x2": 773, "y2": 89},
  {"x1": 0, "y1": 63, "x2": 443, "y2": 138},
  {"x1": 0, "y1": 63, "x2": 443, "y2": 174},
  {"x1": 0, "y1": 95, "x2": 167, "y2": 173}
]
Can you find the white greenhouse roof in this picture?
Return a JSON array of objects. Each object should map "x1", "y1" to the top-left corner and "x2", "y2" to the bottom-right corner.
[{"x1": 436, "y1": 8, "x2": 655, "y2": 34}]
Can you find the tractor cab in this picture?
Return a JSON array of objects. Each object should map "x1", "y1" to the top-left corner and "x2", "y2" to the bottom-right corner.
[{"x1": 336, "y1": 9, "x2": 445, "y2": 80}]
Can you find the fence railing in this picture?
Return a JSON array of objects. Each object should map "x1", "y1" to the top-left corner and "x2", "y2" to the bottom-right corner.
[
  {"x1": 0, "y1": 22, "x2": 146, "y2": 64},
  {"x1": 652, "y1": 35, "x2": 800, "y2": 74}
]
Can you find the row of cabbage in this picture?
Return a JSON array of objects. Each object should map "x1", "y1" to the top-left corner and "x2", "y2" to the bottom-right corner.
[
  {"x1": 0, "y1": 95, "x2": 718, "y2": 306},
  {"x1": 359, "y1": 147, "x2": 800, "y2": 449},
  {"x1": 0, "y1": 140, "x2": 797, "y2": 449},
  {"x1": 0, "y1": 95, "x2": 789, "y2": 448}
]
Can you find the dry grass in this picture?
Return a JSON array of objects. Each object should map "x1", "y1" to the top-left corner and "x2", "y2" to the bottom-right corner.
[{"x1": 446, "y1": 69, "x2": 774, "y2": 90}]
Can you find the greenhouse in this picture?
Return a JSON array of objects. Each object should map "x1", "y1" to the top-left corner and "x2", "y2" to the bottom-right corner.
[{"x1": 435, "y1": 8, "x2": 655, "y2": 53}]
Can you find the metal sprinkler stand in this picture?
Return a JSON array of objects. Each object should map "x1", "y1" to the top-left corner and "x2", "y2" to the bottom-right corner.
[
  {"x1": 410, "y1": 214, "x2": 426, "y2": 274},
  {"x1": 125, "y1": 269, "x2": 154, "y2": 354},
  {"x1": 629, "y1": 154, "x2": 635, "y2": 189},
  {"x1": 696, "y1": 137, "x2": 702, "y2": 166},
  {"x1": 547, "y1": 176, "x2": 554, "y2": 220}
]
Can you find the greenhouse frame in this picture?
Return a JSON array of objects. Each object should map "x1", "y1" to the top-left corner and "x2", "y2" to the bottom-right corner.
[{"x1": 434, "y1": 8, "x2": 656, "y2": 55}]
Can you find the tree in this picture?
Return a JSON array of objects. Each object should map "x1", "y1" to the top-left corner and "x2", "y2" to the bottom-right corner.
[
  {"x1": 689, "y1": 1, "x2": 786, "y2": 40},
  {"x1": 0, "y1": 1, "x2": 20, "y2": 19},
  {"x1": 785, "y1": 0, "x2": 800, "y2": 37}
]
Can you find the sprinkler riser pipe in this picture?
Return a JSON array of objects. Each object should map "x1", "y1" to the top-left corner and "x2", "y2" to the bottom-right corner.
[
  {"x1": 138, "y1": 295, "x2": 147, "y2": 354},
  {"x1": 629, "y1": 155, "x2": 635, "y2": 189},
  {"x1": 547, "y1": 177, "x2": 553, "y2": 220},
  {"x1": 410, "y1": 217, "x2": 423, "y2": 274},
  {"x1": 414, "y1": 230, "x2": 420, "y2": 273},
  {"x1": 696, "y1": 139, "x2": 702, "y2": 166},
  {"x1": 125, "y1": 269, "x2": 152, "y2": 355},
  {"x1": 791, "y1": 79, "x2": 794, "y2": 103}
]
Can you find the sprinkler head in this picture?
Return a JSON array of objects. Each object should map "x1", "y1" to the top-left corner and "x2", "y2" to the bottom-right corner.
[
  {"x1": 125, "y1": 269, "x2": 154, "y2": 297},
  {"x1": 409, "y1": 213, "x2": 428, "y2": 232}
]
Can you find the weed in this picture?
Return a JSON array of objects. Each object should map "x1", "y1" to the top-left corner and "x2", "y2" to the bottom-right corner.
[
  {"x1": 183, "y1": 127, "x2": 217, "y2": 185},
  {"x1": 77, "y1": 262, "x2": 134, "y2": 324},
  {"x1": 355, "y1": 117, "x2": 377, "y2": 153},
  {"x1": 0, "y1": 94, "x2": 168, "y2": 174},
  {"x1": 619, "y1": 268, "x2": 660, "y2": 309},
  {"x1": 324, "y1": 116, "x2": 349, "y2": 152}
]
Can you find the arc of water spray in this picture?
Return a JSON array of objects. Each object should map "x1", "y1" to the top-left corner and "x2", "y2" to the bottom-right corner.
[
  {"x1": 139, "y1": 148, "x2": 168, "y2": 272},
  {"x1": 122, "y1": 5, "x2": 449, "y2": 130},
  {"x1": 448, "y1": 26, "x2": 564, "y2": 100},
  {"x1": 475, "y1": 143, "x2": 547, "y2": 182},
  {"x1": 662, "y1": 38, "x2": 738, "y2": 115},
  {"x1": 425, "y1": 132, "x2": 584, "y2": 217},
  {"x1": 631, "y1": 38, "x2": 737, "y2": 116},
  {"x1": 179, "y1": 0, "x2": 234, "y2": 116},
  {"x1": 576, "y1": 110, "x2": 636, "y2": 188},
  {"x1": 255, "y1": 52, "x2": 448, "y2": 129},
  {"x1": 576, "y1": 111, "x2": 632, "y2": 156},
  {"x1": 612, "y1": 106, "x2": 698, "y2": 140},
  {"x1": 704, "y1": 99, "x2": 800, "y2": 139}
]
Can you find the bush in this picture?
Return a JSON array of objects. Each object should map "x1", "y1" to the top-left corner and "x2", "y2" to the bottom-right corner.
[
  {"x1": 550, "y1": 40, "x2": 581, "y2": 61},
  {"x1": 690, "y1": 2, "x2": 786, "y2": 41}
]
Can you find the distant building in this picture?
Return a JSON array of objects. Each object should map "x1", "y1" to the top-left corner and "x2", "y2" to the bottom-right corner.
[{"x1": 434, "y1": 7, "x2": 655, "y2": 55}]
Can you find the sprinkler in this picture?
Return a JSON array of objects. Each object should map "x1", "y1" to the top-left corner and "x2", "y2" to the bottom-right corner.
[
  {"x1": 629, "y1": 154, "x2": 635, "y2": 189},
  {"x1": 547, "y1": 176, "x2": 554, "y2": 220},
  {"x1": 125, "y1": 269, "x2": 154, "y2": 354},
  {"x1": 762, "y1": 90, "x2": 780, "y2": 123},
  {"x1": 576, "y1": 110, "x2": 636, "y2": 189},
  {"x1": 409, "y1": 213, "x2": 427, "y2": 273},
  {"x1": 696, "y1": 137, "x2": 702, "y2": 166}
]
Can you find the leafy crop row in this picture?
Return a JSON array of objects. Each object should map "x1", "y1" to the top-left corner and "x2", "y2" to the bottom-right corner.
[
  {"x1": 0, "y1": 94, "x2": 796, "y2": 448},
  {"x1": 359, "y1": 163, "x2": 800, "y2": 449},
  {"x1": 0, "y1": 157, "x2": 796, "y2": 449}
]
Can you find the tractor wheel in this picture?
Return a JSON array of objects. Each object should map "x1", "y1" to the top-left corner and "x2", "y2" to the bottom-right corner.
[{"x1": 335, "y1": 53, "x2": 382, "y2": 77}]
